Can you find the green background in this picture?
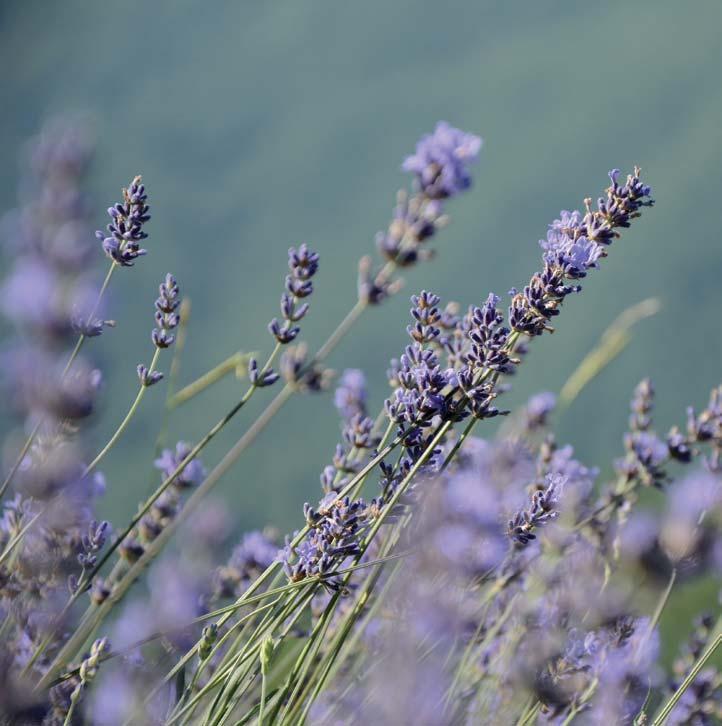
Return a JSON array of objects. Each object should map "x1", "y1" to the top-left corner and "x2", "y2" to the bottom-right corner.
[{"x1": 1, "y1": 1, "x2": 721, "y2": 639}]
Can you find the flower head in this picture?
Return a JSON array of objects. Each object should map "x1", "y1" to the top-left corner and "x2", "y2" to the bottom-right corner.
[
  {"x1": 96, "y1": 176, "x2": 150, "y2": 266},
  {"x1": 402, "y1": 122, "x2": 482, "y2": 199}
]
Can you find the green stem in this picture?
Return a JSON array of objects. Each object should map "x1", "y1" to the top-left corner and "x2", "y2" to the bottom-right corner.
[
  {"x1": 314, "y1": 299, "x2": 366, "y2": 361},
  {"x1": 83, "y1": 347, "x2": 162, "y2": 477},
  {"x1": 0, "y1": 421, "x2": 41, "y2": 501},
  {"x1": 168, "y1": 350, "x2": 253, "y2": 410},
  {"x1": 152, "y1": 297, "x2": 192, "y2": 466},
  {"x1": 62, "y1": 689, "x2": 82, "y2": 726},
  {"x1": 652, "y1": 634, "x2": 722, "y2": 724},
  {"x1": 62, "y1": 262, "x2": 117, "y2": 378}
]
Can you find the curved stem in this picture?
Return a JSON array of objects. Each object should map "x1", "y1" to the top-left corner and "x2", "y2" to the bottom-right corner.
[
  {"x1": 0, "y1": 420, "x2": 41, "y2": 501},
  {"x1": 62, "y1": 262, "x2": 116, "y2": 377},
  {"x1": 314, "y1": 299, "x2": 366, "y2": 361},
  {"x1": 153, "y1": 297, "x2": 191, "y2": 457},
  {"x1": 168, "y1": 350, "x2": 253, "y2": 411},
  {"x1": 83, "y1": 347, "x2": 161, "y2": 477},
  {"x1": 62, "y1": 690, "x2": 81, "y2": 726}
]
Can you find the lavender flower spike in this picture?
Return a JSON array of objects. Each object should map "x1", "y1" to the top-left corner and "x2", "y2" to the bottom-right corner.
[
  {"x1": 269, "y1": 243, "x2": 320, "y2": 344},
  {"x1": 507, "y1": 473, "x2": 565, "y2": 546},
  {"x1": 96, "y1": 175, "x2": 150, "y2": 266},
  {"x1": 402, "y1": 121, "x2": 482, "y2": 199},
  {"x1": 151, "y1": 273, "x2": 180, "y2": 348}
]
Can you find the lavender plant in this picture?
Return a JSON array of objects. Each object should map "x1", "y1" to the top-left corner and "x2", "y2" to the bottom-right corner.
[{"x1": 0, "y1": 117, "x2": 720, "y2": 726}]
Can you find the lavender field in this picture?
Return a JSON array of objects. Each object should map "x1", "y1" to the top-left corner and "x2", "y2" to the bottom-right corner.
[{"x1": 1, "y1": 2, "x2": 721, "y2": 724}]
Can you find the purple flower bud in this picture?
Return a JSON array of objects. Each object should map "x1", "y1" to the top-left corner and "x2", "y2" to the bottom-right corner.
[
  {"x1": 248, "y1": 358, "x2": 279, "y2": 387},
  {"x1": 97, "y1": 175, "x2": 150, "y2": 266},
  {"x1": 151, "y1": 273, "x2": 180, "y2": 349},
  {"x1": 136, "y1": 364, "x2": 164, "y2": 387}
]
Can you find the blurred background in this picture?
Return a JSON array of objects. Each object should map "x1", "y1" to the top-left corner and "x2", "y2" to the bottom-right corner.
[{"x1": 1, "y1": 0, "x2": 720, "y2": 624}]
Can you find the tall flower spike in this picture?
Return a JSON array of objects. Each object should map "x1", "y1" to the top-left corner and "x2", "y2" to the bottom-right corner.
[
  {"x1": 269, "y1": 243, "x2": 320, "y2": 344},
  {"x1": 359, "y1": 123, "x2": 482, "y2": 306},
  {"x1": 151, "y1": 273, "x2": 180, "y2": 348},
  {"x1": 96, "y1": 175, "x2": 150, "y2": 266},
  {"x1": 510, "y1": 167, "x2": 653, "y2": 337}
]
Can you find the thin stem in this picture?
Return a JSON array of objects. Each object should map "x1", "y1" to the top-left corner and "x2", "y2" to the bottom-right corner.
[
  {"x1": 90, "y1": 344, "x2": 281, "y2": 581},
  {"x1": 62, "y1": 262, "x2": 117, "y2": 377},
  {"x1": 314, "y1": 299, "x2": 366, "y2": 362},
  {"x1": 652, "y1": 634, "x2": 722, "y2": 724},
  {"x1": 170, "y1": 595, "x2": 305, "y2": 726},
  {"x1": 62, "y1": 690, "x2": 81, "y2": 726},
  {"x1": 558, "y1": 297, "x2": 660, "y2": 410},
  {"x1": 168, "y1": 350, "x2": 253, "y2": 410},
  {"x1": 83, "y1": 347, "x2": 162, "y2": 477},
  {"x1": 0, "y1": 421, "x2": 41, "y2": 501},
  {"x1": 153, "y1": 297, "x2": 192, "y2": 462},
  {"x1": 637, "y1": 568, "x2": 676, "y2": 662}
]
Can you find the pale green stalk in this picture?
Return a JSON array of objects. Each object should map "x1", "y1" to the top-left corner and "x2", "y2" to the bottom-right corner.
[
  {"x1": 168, "y1": 350, "x2": 254, "y2": 410},
  {"x1": 638, "y1": 568, "x2": 677, "y2": 661},
  {"x1": 161, "y1": 603, "x2": 285, "y2": 726},
  {"x1": 651, "y1": 621, "x2": 722, "y2": 724},
  {"x1": 83, "y1": 347, "x2": 162, "y2": 476},
  {"x1": 152, "y1": 297, "x2": 192, "y2": 464},
  {"x1": 274, "y1": 588, "x2": 340, "y2": 724},
  {"x1": 558, "y1": 297, "x2": 660, "y2": 409},
  {"x1": 62, "y1": 688, "x2": 82, "y2": 726},
  {"x1": 173, "y1": 594, "x2": 309, "y2": 726},
  {"x1": 515, "y1": 698, "x2": 542, "y2": 726}
]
